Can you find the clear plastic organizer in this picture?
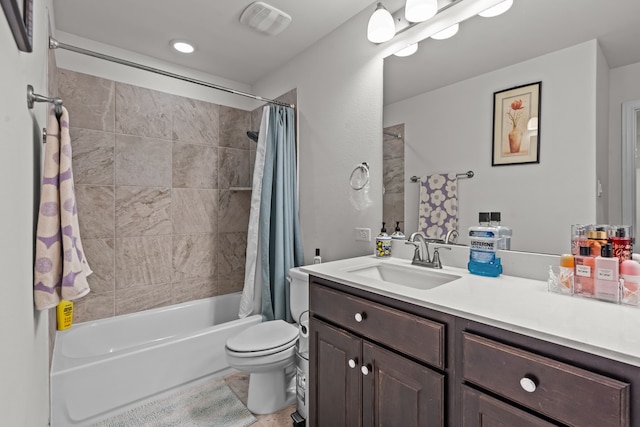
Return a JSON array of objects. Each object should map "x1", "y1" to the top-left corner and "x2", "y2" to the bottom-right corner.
[{"x1": 548, "y1": 265, "x2": 639, "y2": 306}]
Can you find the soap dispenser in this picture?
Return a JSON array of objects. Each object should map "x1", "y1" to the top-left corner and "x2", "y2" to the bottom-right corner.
[
  {"x1": 391, "y1": 221, "x2": 405, "y2": 240},
  {"x1": 375, "y1": 222, "x2": 391, "y2": 258}
]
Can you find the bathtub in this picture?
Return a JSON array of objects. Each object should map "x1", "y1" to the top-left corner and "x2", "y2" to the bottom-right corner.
[{"x1": 50, "y1": 293, "x2": 261, "y2": 426}]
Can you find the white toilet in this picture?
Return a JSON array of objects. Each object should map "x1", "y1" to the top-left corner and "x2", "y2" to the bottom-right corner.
[{"x1": 225, "y1": 267, "x2": 309, "y2": 414}]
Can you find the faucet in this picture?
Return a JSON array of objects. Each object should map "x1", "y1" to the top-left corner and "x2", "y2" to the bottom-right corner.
[
  {"x1": 405, "y1": 232, "x2": 451, "y2": 268},
  {"x1": 445, "y1": 229, "x2": 459, "y2": 244}
]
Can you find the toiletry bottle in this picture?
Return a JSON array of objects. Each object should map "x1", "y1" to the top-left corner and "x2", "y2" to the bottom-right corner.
[
  {"x1": 594, "y1": 243, "x2": 620, "y2": 303},
  {"x1": 313, "y1": 248, "x2": 322, "y2": 264},
  {"x1": 574, "y1": 246, "x2": 595, "y2": 296},
  {"x1": 571, "y1": 224, "x2": 588, "y2": 256},
  {"x1": 610, "y1": 226, "x2": 633, "y2": 263},
  {"x1": 391, "y1": 221, "x2": 405, "y2": 240},
  {"x1": 56, "y1": 300, "x2": 74, "y2": 331},
  {"x1": 490, "y1": 212, "x2": 512, "y2": 250},
  {"x1": 559, "y1": 254, "x2": 574, "y2": 290},
  {"x1": 468, "y1": 213, "x2": 502, "y2": 277},
  {"x1": 620, "y1": 259, "x2": 640, "y2": 305},
  {"x1": 587, "y1": 226, "x2": 608, "y2": 256},
  {"x1": 375, "y1": 222, "x2": 391, "y2": 258}
]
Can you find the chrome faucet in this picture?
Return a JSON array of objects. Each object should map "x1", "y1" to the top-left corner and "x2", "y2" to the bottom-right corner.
[
  {"x1": 444, "y1": 229, "x2": 459, "y2": 244},
  {"x1": 405, "y1": 232, "x2": 452, "y2": 268}
]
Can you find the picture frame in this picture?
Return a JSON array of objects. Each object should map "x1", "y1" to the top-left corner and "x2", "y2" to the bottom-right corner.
[
  {"x1": 1, "y1": 0, "x2": 33, "y2": 52},
  {"x1": 492, "y1": 81, "x2": 541, "y2": 166}
]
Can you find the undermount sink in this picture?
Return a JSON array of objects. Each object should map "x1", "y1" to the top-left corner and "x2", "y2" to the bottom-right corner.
[{"x1": 347, "y1": 262, "x2": 461, "y2": 290}]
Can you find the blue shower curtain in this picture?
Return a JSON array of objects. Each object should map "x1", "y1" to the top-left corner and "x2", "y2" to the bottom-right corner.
[{"x1": 259, "y1": 105, "x2": 304, "y2": 322}]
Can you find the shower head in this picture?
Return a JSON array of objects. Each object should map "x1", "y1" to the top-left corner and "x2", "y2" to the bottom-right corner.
[{"x1": 247, "y1": 131, "x2": 259, "y2": 142}]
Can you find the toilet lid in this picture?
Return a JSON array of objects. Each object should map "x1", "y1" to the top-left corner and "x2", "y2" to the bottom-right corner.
[{"x1": 226, "y1": 320, "x2": 298, "y2": 353}]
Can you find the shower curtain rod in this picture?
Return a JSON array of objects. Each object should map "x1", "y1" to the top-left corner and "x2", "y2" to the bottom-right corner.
[{"x1": 49, "y1": 38, "x2": 295, "y2": 109}]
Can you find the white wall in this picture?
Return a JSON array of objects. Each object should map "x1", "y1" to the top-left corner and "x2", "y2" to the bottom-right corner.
[
  {"x1": 608, "y1": 61, "x2": 640, "y2": 225},
  {"x1": 384, "y1": 41, "x2": 601, "y2": 255},
  {"x1": 0, "y1": 1, "x2": 55, "y2": 425},
  {"x1": 595, "y1": 44, "x2": 610, "y2": 224}
]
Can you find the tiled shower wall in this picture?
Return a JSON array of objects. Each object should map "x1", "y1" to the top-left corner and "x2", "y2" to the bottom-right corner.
[
  {"x1": 383, "y1": 124, "x2": 405, "y2": 233},
  {"x1": 57, "y1": 69, "x2": 292, "y2": 323}
]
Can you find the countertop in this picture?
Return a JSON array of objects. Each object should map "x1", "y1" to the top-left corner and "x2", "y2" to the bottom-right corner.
[{"x1": 301, "y1": 255, "x2": 640, "y2": 367}]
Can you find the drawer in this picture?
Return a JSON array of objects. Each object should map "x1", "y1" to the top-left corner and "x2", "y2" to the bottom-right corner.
[
  {"x1": 311, "y1": 283, "x2": 445, "y2": 369},
  {"x1": 462, "y1": 332, "x2": 630, "y2": 427}
]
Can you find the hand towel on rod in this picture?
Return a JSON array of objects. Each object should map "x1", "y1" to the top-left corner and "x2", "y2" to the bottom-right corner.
[
  {"x1": 34, "y1": 107, "x2": 92, "y2": 310},
  {"x1": 418, "y1": 173, "x2": 458, "y2": 240}
]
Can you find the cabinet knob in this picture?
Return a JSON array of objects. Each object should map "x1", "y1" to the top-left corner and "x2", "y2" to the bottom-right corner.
[
  {"x1": 354, "y1": 312, "x2": 366, "y2": 322},
  {"x1": 520, "y1": 376, "x2": 537, "y2": 393},
  {"x1": 348, "y1": 358, "x2": 358, "y2": 369},
  {"x1": 361, "y1": 364, "x2": 371, "y2": 375}
]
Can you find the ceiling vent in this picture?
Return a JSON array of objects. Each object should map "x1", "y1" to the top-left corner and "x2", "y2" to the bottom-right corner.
[{"x1": 240, "y1": 2, "x2": 292, "y2": 35}]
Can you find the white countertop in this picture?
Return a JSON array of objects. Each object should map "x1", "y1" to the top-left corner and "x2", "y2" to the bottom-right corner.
[{"x1": 301, "y1": 255, "x2": 640, "y2": 367}]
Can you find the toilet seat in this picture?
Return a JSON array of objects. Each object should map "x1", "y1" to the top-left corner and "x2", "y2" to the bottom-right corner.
[{"x1": 226, "y1": 320, "x2": 298, "y2": 358}]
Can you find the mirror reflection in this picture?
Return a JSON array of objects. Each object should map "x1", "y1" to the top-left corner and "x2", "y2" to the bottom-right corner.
[{"x1": 383, "y1": 0, "x2": 640, "y2": 254}]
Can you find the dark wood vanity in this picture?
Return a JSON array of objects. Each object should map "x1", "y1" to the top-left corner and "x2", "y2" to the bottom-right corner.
[{"x1": 309, "y1": 275, "x2": 639, "y2": 427}]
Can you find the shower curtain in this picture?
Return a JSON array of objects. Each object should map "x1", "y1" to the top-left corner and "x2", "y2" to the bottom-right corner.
[{"x1": 239, "y1": 105, "x2": 304, "y2": 322}]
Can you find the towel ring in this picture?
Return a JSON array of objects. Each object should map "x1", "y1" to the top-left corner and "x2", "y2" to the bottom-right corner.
[{"x1": 350, "y1": 162, "x2": 370, "y2": 190}]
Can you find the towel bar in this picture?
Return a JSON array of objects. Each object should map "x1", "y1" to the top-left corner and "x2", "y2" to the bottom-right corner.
[{"x1": 410, "y1": 171, "x2": 474, "y2": 182}]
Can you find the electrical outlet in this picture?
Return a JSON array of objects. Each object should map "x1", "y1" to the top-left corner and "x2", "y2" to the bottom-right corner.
[{"x1": 355, "y1": 227, "x2": 371, "y2": 242}]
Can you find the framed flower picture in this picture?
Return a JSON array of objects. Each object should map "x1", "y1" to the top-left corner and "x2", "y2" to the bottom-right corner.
[{"x1": 492, "y1": 81, "x2": 541, "y2": 166}]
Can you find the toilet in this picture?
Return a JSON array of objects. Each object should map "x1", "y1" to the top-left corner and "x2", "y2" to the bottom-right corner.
[{"x1": 225, "y1": 267, "x2": 309, "y2": 414}]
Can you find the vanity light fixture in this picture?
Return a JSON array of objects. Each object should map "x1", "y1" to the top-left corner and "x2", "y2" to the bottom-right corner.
[
  {"x1": 478, "y1": 0, "x2": 513, "y2": 17},
  {"x1": 367, "y1": 3, "x2": 396, "y2": 43},
  {"x1": 393, "y1": 43, "x2": 419, "y2": 57},
  {"x1": 431, "y1": 22, "x2": 459, "y2": 40},
  {"x1": 171, "y1": 40, "x2": 195, "y2": 54},
  {"x1": 405, "y1": 0, "x2": 438, "y2": 23}
]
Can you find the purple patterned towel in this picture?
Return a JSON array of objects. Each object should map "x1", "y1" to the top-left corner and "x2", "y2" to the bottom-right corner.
[
  {"x1": 34, "y1": 107, "x2": 92, "y2": 310},
  {"x1": 419, "y1": 173, "x2": 458, "y2": 240}
]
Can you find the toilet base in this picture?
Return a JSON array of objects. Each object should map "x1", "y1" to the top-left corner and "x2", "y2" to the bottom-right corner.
[{"x1": 247, "y1": 367, "x2": 296, "y2": 414}]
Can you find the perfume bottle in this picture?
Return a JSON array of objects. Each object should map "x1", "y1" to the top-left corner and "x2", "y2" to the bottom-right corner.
[
  {"x1": 610, "y1": 226, "x2": 633, "y2": 263},
  {"x1": 594, "y1": 243, "x2": 620, "y2": 303},
  {"x1": 574, "y1": 246, "x2": 594, "y2": 296}
]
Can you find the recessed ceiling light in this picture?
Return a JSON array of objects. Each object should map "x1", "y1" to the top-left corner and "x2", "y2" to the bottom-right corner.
[
  {"x1": 171, "y1": 40, "x2": 195, "y2": 54},
  {"x1": 431, "y1": 23, "x2": 459, "y2": 40}
]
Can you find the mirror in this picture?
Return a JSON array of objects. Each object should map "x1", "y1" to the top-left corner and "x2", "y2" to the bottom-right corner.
[
  {"x1": 383, "y1": 0, "x2": 640, "y2": 254},
  {"x1": 622, "y1": 102, "x2": 640, "y2": 236}
]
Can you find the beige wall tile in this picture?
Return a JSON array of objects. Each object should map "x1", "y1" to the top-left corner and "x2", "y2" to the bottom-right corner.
[
  {"x1": 115, "y1": 186, "x2": 172, "y2": 237},
  {"x1": 218, "y1": 232, "x2": 247, "y2": 289},
  {"x1": 115, "y1": 82, "x2": 173, "y2": 139},
  {"x1": 218, "y1": 190, "x2": 251, "y2": 233},
  {"x1": 219, "y1": 106, "x2": 251, "y2": 150},
  {"x1": 75, "y1": 185, "x2": 115, "y2": 239},
  {"x1": 58, "y1": 69, "x2": 115, "y2": 132},
  {"x1": 172, "y1": 278, "x2": 218, "y2": 305},
  {"x1": 70, "y1": 128, "x2": 114, "y2": 185},
  {"x1": 83, "y1": 238, "x2": 115, "y2": 294},
  {"x1": 383, "y1": 157, "x2": 404, "y2": 194},
  {"x1": 172, "y1": 142, "x2": 217, "y2": 189},
  {"x1": 172, "y1": 233, "x2": 217, "y2": 281},
  {"x1": 73, "y1": 291, "x2": 115, "y2": 323},
  {"x1": 219, "y1": 147, "x2": 250, "y2": 189},
  {"x1": 115, "y1": 236, "x2": 173, "y2": 289},
  {"x1": 115, "y1": 134, "x2": 172, "y2": 187},
  {"x1": 115, "y1": 283, "x2": 172, "y2": 315},
  {"x1": 172, "y1": 96, "x2": 219, "y2": 145},
  {"x1": 172, "y1": 188, "x2": 218, "y2": 234}
]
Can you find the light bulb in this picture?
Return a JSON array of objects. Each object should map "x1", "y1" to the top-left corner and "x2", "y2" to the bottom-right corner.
[
  {"x1": 171, "y1": 40, "x2": 195, "y2": 54},
  {"x1": 367, "y1": 3, "x2": 396, "y2": 43},
  {"x1": 431, "y1": 23, "x2": 459, "y2": 40},
  {"x1": 393, "y1": 43, "x2": 418, "y2": 57},
  {"x1": 405, "y1": 0, "x2": 437, "y2": 23},
  {"x1": 479, "y1": 0, "x2": 513, "y2": 17}
]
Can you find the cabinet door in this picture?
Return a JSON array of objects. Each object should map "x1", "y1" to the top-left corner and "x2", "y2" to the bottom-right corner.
[
  {"x1": 462, "y1": 385, "x2": 558, "y2": 427},
  {"x1": 310, "y1": 318, "x2": 362, "y2": 427},
  {"x1": 362, "y1": 342, "x2": 444, "y2": 427}
]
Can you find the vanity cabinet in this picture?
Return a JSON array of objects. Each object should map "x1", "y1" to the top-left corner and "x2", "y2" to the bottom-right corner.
[
  {"x1": 310, "y1": 281, "x2": 445, "y2": 427},
  {"x1": 309, "y1": 274, "x2": 640, "y2": 427}
]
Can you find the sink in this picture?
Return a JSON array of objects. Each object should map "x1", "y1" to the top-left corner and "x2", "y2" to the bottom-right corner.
[{"x1": 347, "y1": 262, "x2": 460, "y2": 290}]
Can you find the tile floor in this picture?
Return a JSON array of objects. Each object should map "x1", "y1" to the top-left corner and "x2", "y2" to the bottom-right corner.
[{"x1": 224, "y1": 372, "x2": 296, "y2": 427}]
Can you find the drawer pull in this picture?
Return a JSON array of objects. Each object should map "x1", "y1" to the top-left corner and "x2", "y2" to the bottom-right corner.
[
  {"x1": 354, "y1": 312, "x2": 366, "y2": 322},
  {"x1": 520, "y1": 376, "x2": 537, "y2": 393},
  {"x1": 348, "y1": 358, "x2": 358, "y2": 369},
  {"x1": 361, "y1": 364, "x2": 371, "y2": 375}
]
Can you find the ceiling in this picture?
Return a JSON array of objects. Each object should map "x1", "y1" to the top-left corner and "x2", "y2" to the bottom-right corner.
[{"x1": 53, "y1": 0, "x2": 640, "y2": 106}]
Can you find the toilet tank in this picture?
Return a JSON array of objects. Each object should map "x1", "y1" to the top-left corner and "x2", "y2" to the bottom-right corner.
[{"x1": 288, "y1": 267, "x2": 309, "y2": 323}]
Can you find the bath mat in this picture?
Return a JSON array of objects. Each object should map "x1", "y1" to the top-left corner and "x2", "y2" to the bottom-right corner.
[{"x1": 90, "y1": 378, "x2": 256, "y2": 427}]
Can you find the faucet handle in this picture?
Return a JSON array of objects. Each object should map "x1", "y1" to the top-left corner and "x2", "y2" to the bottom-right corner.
[
  {"x1": 405, "y1": 241, "x2": 421, "y2": 262},
  {"x1": 431, "y1": 246, "x2": 451, "y2": 269}
]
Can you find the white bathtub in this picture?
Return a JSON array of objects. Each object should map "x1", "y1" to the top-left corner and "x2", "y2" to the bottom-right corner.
[{"x1": 50, "y1": 293, "x2": 261, "y2": 426}]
